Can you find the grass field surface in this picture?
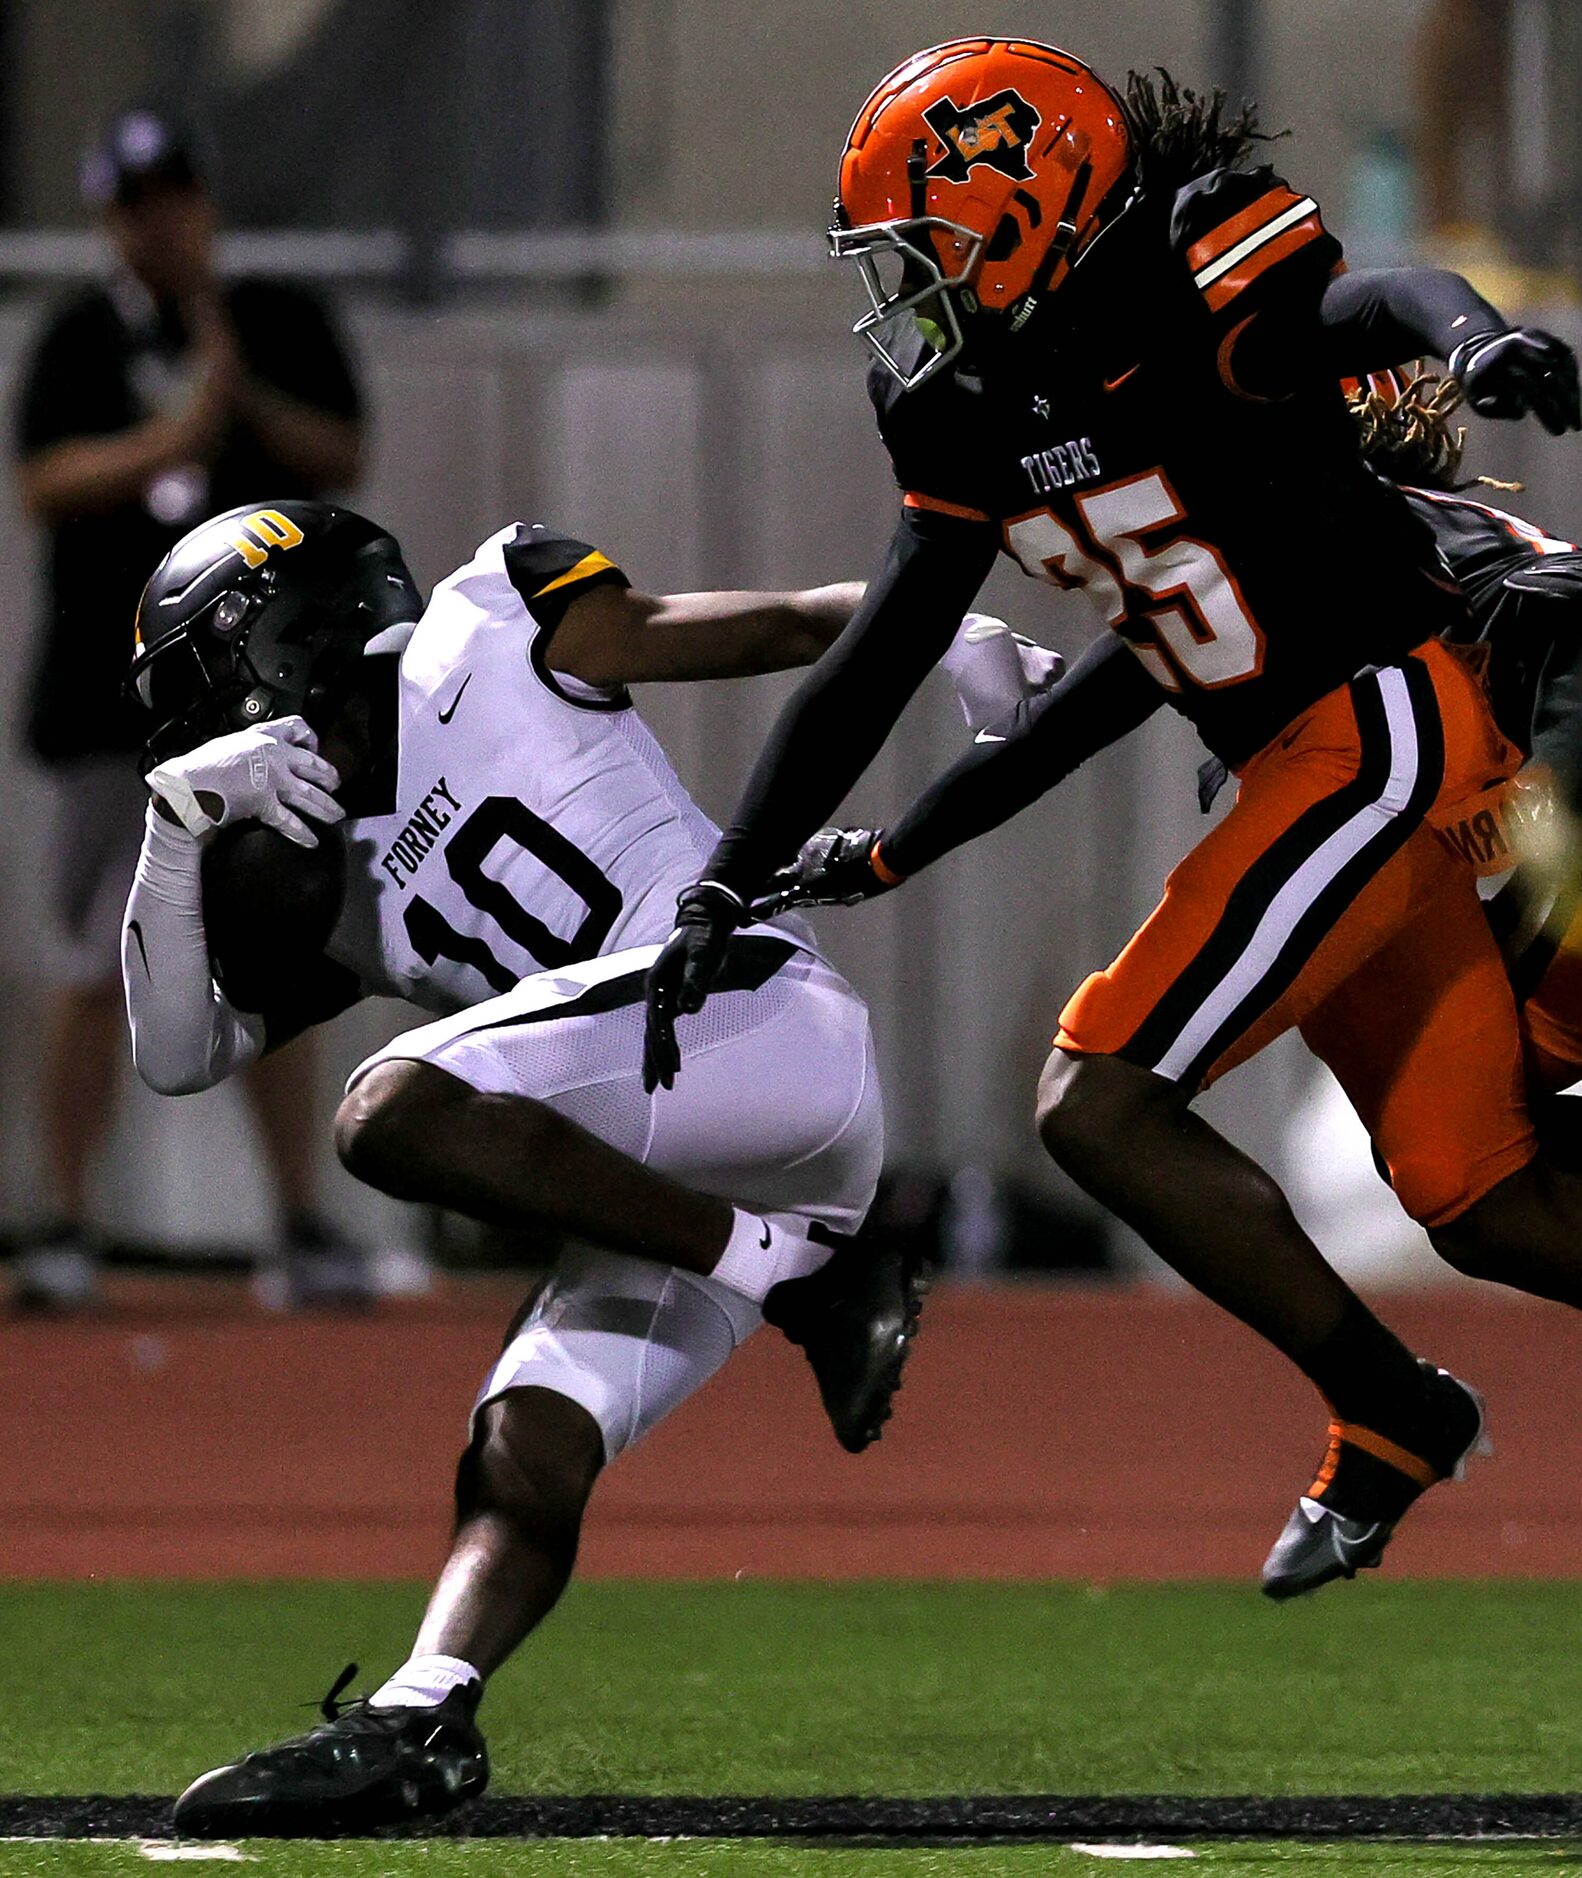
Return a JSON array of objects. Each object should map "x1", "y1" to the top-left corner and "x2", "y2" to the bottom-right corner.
[
  {"x1": 3, "y1": 1581, "x2": 1580, "y2": 1874},
  {"x1": 2, "y1": 1843, "x2": 1581, "y2": 1877}
]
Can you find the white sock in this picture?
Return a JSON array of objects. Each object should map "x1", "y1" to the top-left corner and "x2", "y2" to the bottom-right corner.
[
  {"x1": 709, "y1": 1209, "x2": 828, "y2": 1305},
  {"x1": 368, "y1": 1652, "x2": 481, "y2": 1710}
]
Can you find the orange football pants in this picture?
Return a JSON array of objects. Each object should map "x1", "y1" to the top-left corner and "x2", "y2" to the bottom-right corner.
[{"x1": 1057, "y1": 640, "x2": 1534, "y2": 1225}]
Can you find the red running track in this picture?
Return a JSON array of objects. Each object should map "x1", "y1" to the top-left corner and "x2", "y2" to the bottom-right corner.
[{"x1": 4, "y1": 1277, "x2": 1580, "y2": 1581}]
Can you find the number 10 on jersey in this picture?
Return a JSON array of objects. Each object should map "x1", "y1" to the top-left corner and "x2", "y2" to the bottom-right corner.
[{"x1": 1005, "y1": 469, "x2": 1266, "y2": 692}]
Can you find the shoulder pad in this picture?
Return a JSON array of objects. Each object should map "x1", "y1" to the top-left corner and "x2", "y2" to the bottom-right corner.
[
  {"x1": 1171, "y1": 166, "x2": 1331, "y2": 314},
  {"x1": 503, "y1": 524, "x2": 630, "y2": 630},
  {"x1": 1170, "y1": 166, "x2": 1285, "y2": 247}
]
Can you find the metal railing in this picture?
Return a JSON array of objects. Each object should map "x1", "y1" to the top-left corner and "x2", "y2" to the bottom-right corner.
[{"x1": 0, "y1": 227, "x2": 832, "y2": 290}]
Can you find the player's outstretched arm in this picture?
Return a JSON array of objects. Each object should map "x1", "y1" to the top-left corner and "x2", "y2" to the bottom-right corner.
[
  {"x1": 547, "y1": 580, "x2": 865, "y2": 688},
  {"x1": 706, "y1": 507, "x2": 1000, "y2": 893},
  {"x1": 642, "y1": 505, "x2": 998, "y2": 1089},
  {"x1": 1321, "y1": 268, "x2": 1580, "y2": 435},
  {"x1": 761, "y1": 635, "x2": 1161, "y2": 913}
]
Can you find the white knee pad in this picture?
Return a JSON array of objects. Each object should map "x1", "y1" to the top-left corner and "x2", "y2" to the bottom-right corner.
[{"x1": 475, "y1": 1246, "x2": 762, "y2": 1461}]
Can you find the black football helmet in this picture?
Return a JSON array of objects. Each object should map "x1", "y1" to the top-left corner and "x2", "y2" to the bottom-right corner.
[{"x1": 127, "y1": 499, "x2": 423, "y2": 768}]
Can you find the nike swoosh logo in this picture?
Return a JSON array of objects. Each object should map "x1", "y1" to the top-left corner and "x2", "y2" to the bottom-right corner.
[
  {"x1": 437, "y1": 674, "x2": 472, "y2": 725},
  {"x1": 1329, "y1": 1519, "x2": 1385, "y2": 1566},
  {"x1": 1300, "y1": 1499, "x2": 1385, "y2": 1563},
  {"x1": 127, "y1": 919, "x2": 150, "y2": 977},
  {"x1": 1104, "y1": 363, "x2": 1140, "y2": 393},
  {"x1": 975, "y1": 729, "x2": 1007, "y2": 744},
  {"x1": 759, "y1": 1224, "x2": 772, "y2": 1249}
]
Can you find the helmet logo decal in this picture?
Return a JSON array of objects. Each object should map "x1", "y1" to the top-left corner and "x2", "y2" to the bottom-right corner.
[
  {"x1": 923, "y1": 89, "x2": 1041, "y2": 184},
  {"x1": 228, "y1": 508, "x2": 306, "y2": 570}
]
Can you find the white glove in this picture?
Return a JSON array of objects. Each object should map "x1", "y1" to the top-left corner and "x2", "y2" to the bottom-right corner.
[
  {"x1": 1013, "y1": 633, "x2": 1065, "y2": 696},
  {"x1": 939, "y1": 613, "x2": 1066, "y2": 733},
  {"x1": 146, "y1": 717, "x2": 343, "y2": 849}
]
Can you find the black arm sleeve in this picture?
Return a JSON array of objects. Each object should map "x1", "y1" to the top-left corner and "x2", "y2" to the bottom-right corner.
[
  {"x1": 882, "y1": 634, "x2": 1163, "y2": 877},
  {"x1": 1320, "y1": 268, "x2": 1505, "y2": 375},
  {"x1": 707, "y1": 504, "x2": 999, "y2": 897}
]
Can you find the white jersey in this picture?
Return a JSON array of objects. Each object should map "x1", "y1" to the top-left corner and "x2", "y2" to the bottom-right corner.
[{"x1": 327, "y1": 523, "x2": 798, "y2": 1015}]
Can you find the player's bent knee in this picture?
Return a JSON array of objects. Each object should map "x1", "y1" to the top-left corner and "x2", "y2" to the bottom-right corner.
[
  {"x1": 1428, "y1": 1228, "x2": 1501, "y2": 1283},
  {"x1": 1428, "y1": 1180, "x2": 1525, "y2": 1283},
  {"x1": 335, "y1": 1059, "x2": 457, "y2": 1190},
  {"x1": 456, "y1": 1388, "x2": 604, "y2": 1558},
  {"x1": 1036, "y1": 1049, "x2": 1180, "y2": 1170}
]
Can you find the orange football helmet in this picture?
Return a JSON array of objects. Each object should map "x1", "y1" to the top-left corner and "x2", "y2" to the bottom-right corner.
[{"x1": 831, "y1": 38, "x2": 1135, "y2": 389}]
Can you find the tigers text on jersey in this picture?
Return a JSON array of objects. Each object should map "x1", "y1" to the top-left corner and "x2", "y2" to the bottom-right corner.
[
  {"x1": 872, "y1": 166, "x2": 1465, "y2": 768},
  {"x1": 326, "y1": 524, "x2": 731, "y2": 1014},
  {"x1": 1406, "y1": 485, "x2": 1582, "y2": 797}
]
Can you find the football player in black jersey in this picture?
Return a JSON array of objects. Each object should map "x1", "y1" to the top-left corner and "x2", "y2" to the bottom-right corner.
[
  {"x1": 1344, "y1": 368, "x2": 1582, "y2": 1109},
  {"x1": 644, "y1": 38, "x2": 1582, "y2": 1599}
]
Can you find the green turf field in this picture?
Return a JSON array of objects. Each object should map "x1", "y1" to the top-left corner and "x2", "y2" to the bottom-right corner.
[
  {"x1": 3, "y1": 1580, "x2": 1580, "y2": 1875},
  {"x1": 0, "y1": 1846, "x2": 1578, "y2": 1877}
]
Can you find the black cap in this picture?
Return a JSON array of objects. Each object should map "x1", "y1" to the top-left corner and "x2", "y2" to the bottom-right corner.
[{"x1": 81, "y1": 111, "x2": 204, "y2": 207}]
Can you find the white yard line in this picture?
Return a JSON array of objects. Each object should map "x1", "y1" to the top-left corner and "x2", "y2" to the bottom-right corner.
[
  {"x1": 139, "y1": 1846, "x2": 250, "y2": 1863},
  {"x1": 1070, "y1": 1849, "x2": 1197, "y2": 1863},
  {"x1": 0, "y1": 1839, "x2": 248, "y2": 1859}
]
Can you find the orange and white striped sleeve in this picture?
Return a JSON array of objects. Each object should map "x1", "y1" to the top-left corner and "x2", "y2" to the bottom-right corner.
[{"x1": 1177, "y1": 171, "x2": 1338, "y2": 318}]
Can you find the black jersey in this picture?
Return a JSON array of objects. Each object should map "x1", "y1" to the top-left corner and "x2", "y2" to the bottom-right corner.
[
  {"x1": 872, "y1": 167, "x2": 1465, "y2": 768},
  {"x1": 1405, "y1": 486, "x2": 1582, "y2": 796}
]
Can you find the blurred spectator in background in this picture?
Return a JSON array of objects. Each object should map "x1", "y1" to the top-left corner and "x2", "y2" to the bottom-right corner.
[
  {"x1": 1411, "y1": 0, "x2": 1576, "y2": 299},
  {"x1": 9, "y1": 110, "x2": 367, "y2": 1313},
  {"x1": 1417, "y1": 0, "x2": 1511, "y2": 270}
]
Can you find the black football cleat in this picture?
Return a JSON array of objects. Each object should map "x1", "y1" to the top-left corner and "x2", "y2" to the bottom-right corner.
[
  {"x1": 1261, "y1": 1364, "x2": 1489, "y2": 1602},
  {"x1": 172, "y1": 1665, "x2": 488, "y2": 1838},
  {"x1": 762, "y1": 1230, "x2": 930, "y2": 1453}
]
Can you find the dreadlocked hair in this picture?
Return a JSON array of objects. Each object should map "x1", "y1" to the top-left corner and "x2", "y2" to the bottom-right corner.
[
  {"x1": 1347, "y1": 372, "x2": 1522, "y2": 494},
  {"x1": 1121, "y1": 68, "x2": 1280, "y2": 196}
]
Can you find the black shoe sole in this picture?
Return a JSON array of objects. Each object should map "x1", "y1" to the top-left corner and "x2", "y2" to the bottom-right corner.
[
  {"x1": 174, "y1": 1770, "x2": 485, "y2": 1839},
  {"x1": 838, "y1": 1249, "x2": 932, "y2": 1454}
]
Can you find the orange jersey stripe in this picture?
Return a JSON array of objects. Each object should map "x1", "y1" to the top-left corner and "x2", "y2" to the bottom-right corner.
[
  {"x1": 870, "y1": 840, "x2": 906, "y2": 887},
  {"x1": 1326, "y1": 1420, "x2": 1441, "y2": 1491},
  {"x1": 904, "y1": 491, "x2": 993, "y2": 524},
  {"x1": 1202, "y1": 213, "x2": 1324, "y2": 312},
  {"x1": 1185, "y1": 184, "x2": 1306, "y2": 274}
]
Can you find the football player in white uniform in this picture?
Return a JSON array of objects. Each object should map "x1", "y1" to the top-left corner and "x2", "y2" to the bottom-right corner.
[{"x1": 121, "y1": 500, "x2": 1052, "y2": 1836}]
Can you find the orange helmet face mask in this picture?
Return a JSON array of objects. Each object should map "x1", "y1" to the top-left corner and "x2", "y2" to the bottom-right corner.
[{"x1": 832, "y1": 39, "x2": 1135, "y2": 391}]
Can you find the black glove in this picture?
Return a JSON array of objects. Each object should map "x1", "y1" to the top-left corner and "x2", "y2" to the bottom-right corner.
[
  {"x1": 1448, "y1": 327, "x2": 1581, "y2": 435},
  {"x1": 642, "y1": 881, "x2": 745, "y2": 1093},
  {"x1": 751, "y1": 827, "x2": 898, "y2": 916}
]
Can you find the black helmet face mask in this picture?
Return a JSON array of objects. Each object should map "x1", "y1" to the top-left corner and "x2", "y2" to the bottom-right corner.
[
  {"x1": 130, "y1": 600, "x2": 263, "y2": 770},
  {"x1": 125, "y1": 500, "x2": 423, "y2": 772}
]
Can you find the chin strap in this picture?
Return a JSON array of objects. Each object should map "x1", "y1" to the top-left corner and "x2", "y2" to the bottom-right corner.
[
  {"x1": 1009, "y1": 136, "x2": 1129, "y2": 339},
  {"x1": 907, "y1": 138, "x2": 929, "y2": 219}
]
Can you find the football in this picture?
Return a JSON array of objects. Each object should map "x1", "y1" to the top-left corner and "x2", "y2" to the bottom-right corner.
[{"x1": 200, "y1": 820, "x2": 347, "y2": 1011}]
